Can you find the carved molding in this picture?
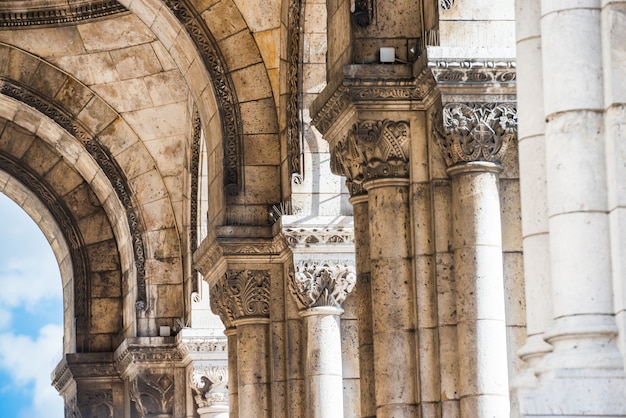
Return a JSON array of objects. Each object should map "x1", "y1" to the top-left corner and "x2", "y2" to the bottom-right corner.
[
  {"x1": 283, "y1": 227, "x2": 355, "y2": 246},
  {"x1": 290, "y1": 262, "x2": 356, "y2": 308},
  {"x1": 211, "y1": 270, "x2": 271, "y2": 323},
  {"x1": 164, "y1": 0, "x2": 242, "y2": 195},
  {"x1": 190, "y1": 110, "x2": 201, "y2": 294},
  {"x1": 0, "y1": 78, "x2": 148, "y2": 310},
  {"x1": 433, "y1": 102, "x2": 517, "y2": 167},
  {"x1": 311, "y1": 66, "x2": 436, "y2": 136},
  {"x1": 130, "y1": 373, "x2": 175, "y2": 417},
  {"x1": 219, "y1": 234, "x2": 289, "y2": 257},
  {"x1": 311, "y1": 85, "x2": 352, "y2": 136},
  {"x1": 331, "y1": 119, "x2": 410, "y2": 193},
  {"x1": 287, "y1": 0, "x2": 304, "y2": 182},
  {"x1": 179, "y1": 336, "x2": 228, "y2": 354},
  {"x1": 0, "y1": 1, "x2": 127, "y2": 27},
  {"x1": 429, "y1": 60, "x2": 516, "y2": 84},
  {"x1": 191, "y1": 365, "x2": 229, "y2": 409},
  {"x1": 115, "y1": 343, "x2": 184, "y2": 377}
]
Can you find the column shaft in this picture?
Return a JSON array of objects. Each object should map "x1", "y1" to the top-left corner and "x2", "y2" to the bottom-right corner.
[
  {"x1": 235, "y1": 320, "x2": 271, "y2": 418},
  {"x1": 225, "y1": 328, "x2": 238, "y2": 418},
  {"x1": 449, "y1": 163, "x2": 510, "y2": 416},
  {"x1": 351, "y1": 195, "x2": 376, "y2": 418},
  {"x1": 367, "y1": 178, "x2": 418, "y2": 417},
  {"x1": 302, "y1": 307, "x2": 344, "y2": 418}
]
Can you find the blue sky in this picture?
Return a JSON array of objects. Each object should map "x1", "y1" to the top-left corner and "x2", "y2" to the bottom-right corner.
[{"x1": 0, "y1": 193, "x2": 64, "y2": 417}]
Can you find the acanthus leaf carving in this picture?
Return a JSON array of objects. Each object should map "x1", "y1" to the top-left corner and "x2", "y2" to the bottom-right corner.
[
  {"x1": 191, "y1": 365, "x2": 229, "y2": 409},
  {"x1": 289, "y1": 262, "x2": 356, "y2": 309},
  {"x1": 211, "y1": 270, "x2": 271, "y2": 323},
  {"x1": 353, "y1": 0, "x2": 373, "y2": 26},
  {"x1": 434, "y1": 102, "x2": 517, "y2": 167}
]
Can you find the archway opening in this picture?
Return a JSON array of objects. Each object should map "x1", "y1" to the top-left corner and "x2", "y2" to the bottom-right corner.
[{"x1": 0, "y1": 193, "x2": 63, "y2": 418}]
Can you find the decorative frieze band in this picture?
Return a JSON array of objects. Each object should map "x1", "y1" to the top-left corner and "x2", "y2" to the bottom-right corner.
[
  {"x1": 331, "y1": 119, "x2": 410, "y2": 194},
  {"x1": 290, "y1": 262, "x2": 356, "y2": 309},
  {"x1": 433, "y1": 102, "x2": 517, "y2": 167},
  {"x1": 210, "y1": 270, "x2": 271, "y2": 324},
  {"x1": 429, "y1": 60, "x2": 516, "y2": 84},
  {"x1": 0, "y1": 1, "x2": 127, "y2": 27}
]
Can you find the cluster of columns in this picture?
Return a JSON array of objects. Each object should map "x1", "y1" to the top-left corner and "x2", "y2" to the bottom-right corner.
[
  {"x1": 310, "y1": 54, "x2": 520, "y2": 415},
  {"x1": 515, "y1": 0, "x2": 626, "y2": 415}
]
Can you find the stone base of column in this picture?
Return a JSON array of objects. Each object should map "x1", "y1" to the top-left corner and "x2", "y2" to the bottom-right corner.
[
  {"x1": 519, "y1": 317, "x2": 626, "y2": 416},
  {"x1": 198, "y1": 404, "x2": 229, "y2": 418}
]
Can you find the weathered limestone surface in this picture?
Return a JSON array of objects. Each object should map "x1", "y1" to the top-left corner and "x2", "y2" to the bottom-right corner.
[{"x1": 2, "y1": 0, "x2": 625, "y2": 417}]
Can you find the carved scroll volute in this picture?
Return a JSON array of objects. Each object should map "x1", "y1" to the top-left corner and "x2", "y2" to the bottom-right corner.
[
  {"x1": 434, "y1": 103, "x2": 517, "y2": 167},
  {"x1": 289, "y1": 262, "x2": 357, "y2": 309},
  {"x1": 211, "y1": 270, "x2": 271, "y2": 324}
]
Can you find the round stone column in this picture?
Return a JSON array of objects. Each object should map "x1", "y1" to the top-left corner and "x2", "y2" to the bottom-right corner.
[
  {"x1": 514, "y1": 0, "x2": 553, "y2": 379},
  {"x1": 290, "y1": 262, "x2": 356, "y2": 418},
  {"x1": 365, "y1": 177, "x2": 418, "y2": 418},
  {"x1": 448, "y1": 162, "x2": 510, "y2": 416},
  {"x1": 437, "y1": 102, "x2": 518, "y2": 417},
  {"x1": 211, "y1": 269, "x2": 272, "y2": 418}
]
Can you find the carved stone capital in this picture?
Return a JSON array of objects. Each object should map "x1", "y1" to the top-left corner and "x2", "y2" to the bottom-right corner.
[
  {"x1": 210, "y1": 270, "x2": 271, "y2": 324},
  {"x1": 433, "y1": 102, "x2": 517, "y2": 167},
  {"x1": 331, "y1": 119, "x2": 411, "y2": 194},
  {"x1": 289, "y1": 262, "x2": 356, "y2": 309},
  {"x1": 191, "y1": 365, "x2": 229, "y2": 409}
]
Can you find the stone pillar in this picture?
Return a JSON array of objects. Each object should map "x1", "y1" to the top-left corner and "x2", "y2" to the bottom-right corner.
[
  {"x1": 513, "y1": 1, "x2": 554, "y2": 409},
  {"x1": 290, "y1": 262, "x2": 356, "y2": 418},
  {"x1": 114, "y1": 337, "x2": 187, "y2": 418},
  {"x1": 350, "y1": 194, "x2": 376, "y2": 418},
  {"x1": 52, "y1": 353, "x2": 124, "y2": 418},
  {"x1": 436, "y1": 102, "x2": 517, "y2": 416},
  {"x1": 516, "y1": 1, "x2": 626, "y2": 414},
  {"x1": 311, "y1": 59, "x2": 439, "y2": 417},
  {"x1": 211, "y1": 269, "x2": 272, "y2": 418},
  {"x1": 347, "y1": 119, "x2": 419, "y2": 417}
]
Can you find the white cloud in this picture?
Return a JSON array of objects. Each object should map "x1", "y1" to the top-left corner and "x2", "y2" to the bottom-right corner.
[
  {"x1": 0, "y1": 324, "x2": 64, "y2": 418},
  {"x1": 0, "y1": 193, "x2": 62, "y2": 316}
]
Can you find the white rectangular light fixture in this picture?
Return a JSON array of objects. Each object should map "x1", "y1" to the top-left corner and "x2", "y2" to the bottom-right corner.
[{"x1": 380, "y1": 47, "x2": 395, "y2": 63}]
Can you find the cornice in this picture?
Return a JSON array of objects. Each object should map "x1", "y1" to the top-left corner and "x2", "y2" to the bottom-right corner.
[
  {"x1": 114, "y1": 338, "x2": 184, "y2": 377},
  {"x1": 311, "y1": 61, "x2": 438, "y2": 136}
]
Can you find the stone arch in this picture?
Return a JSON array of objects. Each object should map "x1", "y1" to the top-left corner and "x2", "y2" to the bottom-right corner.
[
  {"x1": 0, "y1": 44, "x2": 187, "y2": 339},
  {"x1": 118, "y1": 0, "x2": 284, "y2": 227},
  {"x1": 0, "y1": 115, "x2": 124, "y2": 353}
]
